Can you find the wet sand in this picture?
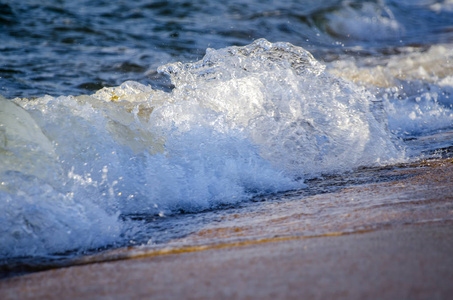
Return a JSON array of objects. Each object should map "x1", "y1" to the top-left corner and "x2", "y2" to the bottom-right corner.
[
  {"x1": 1, "y1": 158, "x2": 453, "y2": 299},
  {"x1": 1, "y1": 223, "x2": 452, "y2": 300}
]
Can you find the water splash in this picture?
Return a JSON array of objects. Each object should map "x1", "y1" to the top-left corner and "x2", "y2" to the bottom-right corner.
[{"x1": 1, "y1": 39, "x2": 403, "y2": 258}]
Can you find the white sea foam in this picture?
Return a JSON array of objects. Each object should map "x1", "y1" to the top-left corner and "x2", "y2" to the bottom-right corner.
[
  {"x1": 0, "y1": 96, "x2": 121, "y2": 257},
  {"x1": 1, "y1": 39, "x2": 404, "y2": 258},
  {"x1": 430, "y1": 0, "x2": 453, "y2": 13},
  {"x1": 327, "y1": 44, "x2": 453, "y2": 135},
  {"x1": 325, "y1": 2, "x2": 404, "y2": 41}
]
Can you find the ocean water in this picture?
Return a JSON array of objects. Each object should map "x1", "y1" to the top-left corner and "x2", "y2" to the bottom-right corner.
[{"x1": 1, "y1": 0, "x2": 453, "y2": 267}]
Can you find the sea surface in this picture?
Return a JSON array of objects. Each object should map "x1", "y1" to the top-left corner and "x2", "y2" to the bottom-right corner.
[{"x1": 1, "y1": 0, "x2": 453, "y2": 274}]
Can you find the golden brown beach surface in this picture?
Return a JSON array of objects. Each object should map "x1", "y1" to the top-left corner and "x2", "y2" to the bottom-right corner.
[{"x1": 1, "y1": 158, "x2": 453, "y2": 300}]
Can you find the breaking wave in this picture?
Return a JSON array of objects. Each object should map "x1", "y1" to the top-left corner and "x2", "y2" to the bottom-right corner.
[{"x1": 1, "y1": 39, "x2": 404, "y2": 258}]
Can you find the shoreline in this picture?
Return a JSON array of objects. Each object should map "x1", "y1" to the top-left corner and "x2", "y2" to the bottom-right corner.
[
  {"x1": 1, "y1": 157, "x2": 453, "y2": 299},
  {"x1": 1, "y1": 222, "x2": 452, "y2": 299}
]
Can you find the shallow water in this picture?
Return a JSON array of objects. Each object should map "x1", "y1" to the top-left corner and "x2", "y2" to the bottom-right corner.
[{"x1": 1, "y1": 0, "x2": 453, "y2": 271}]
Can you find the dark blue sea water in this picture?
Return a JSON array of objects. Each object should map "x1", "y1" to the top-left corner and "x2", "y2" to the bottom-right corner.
[
  {"x1": 1, "y1": 0, "x2": 452, "y2": 98},
  {"x1": 1, "y1": 0, "x2": 453, "y2": 274}
]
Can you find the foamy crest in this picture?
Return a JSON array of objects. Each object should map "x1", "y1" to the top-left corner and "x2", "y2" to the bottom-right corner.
[{"x1": 158, "y1": 39, "x2": 402, "y2": 175}]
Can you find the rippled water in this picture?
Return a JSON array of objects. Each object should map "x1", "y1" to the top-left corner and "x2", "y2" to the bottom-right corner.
[
  {"x1": 2, "y1": 0, "x2": 452, "y2": 98},
  {"x1": 1, "y1": 0, "x2": 453, "y2": 271}
]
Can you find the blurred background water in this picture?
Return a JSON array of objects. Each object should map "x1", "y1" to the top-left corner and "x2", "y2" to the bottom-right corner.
[{"x1": 1, "y1": 0, "x2": 452, "y2": 98}]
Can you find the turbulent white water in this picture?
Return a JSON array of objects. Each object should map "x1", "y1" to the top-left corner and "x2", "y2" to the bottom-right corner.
[
  {"x1": 327, "y1": 44, "x2": 453, "y2": 136},
  {"x1": 1, "y1": 39, "x2": 452, "y2": 258}
]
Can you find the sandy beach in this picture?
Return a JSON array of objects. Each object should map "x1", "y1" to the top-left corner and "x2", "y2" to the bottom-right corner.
[
  {"x1": 1, "y1": 158, "x2": 453, "y2": 299},
  {"x1": 1, "y1": 223, "x2": 452, "y2": 300}
]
